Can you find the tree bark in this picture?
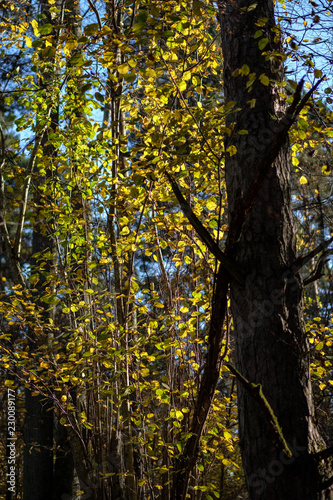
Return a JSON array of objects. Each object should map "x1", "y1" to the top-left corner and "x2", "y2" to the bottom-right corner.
[
  {"x1": 23, "y1": 118, "x2": 55, "y2": 500},
  {"x1": 218, "y1": 1, "x2": 333, "y2": 498}
]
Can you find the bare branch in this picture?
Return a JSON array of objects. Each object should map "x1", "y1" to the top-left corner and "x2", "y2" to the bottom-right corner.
[
  {"x1": 14, "y1": 125, "x2": 49, "y2": 260},
  {"x1": 292, "y1": 236, "x2": 333, "y2": 274},
  {"x1": 0, "y1": 126, "x2": 25, "y2": 286},
  {"x1": 165, "y1": 171, "x2": 244, "y2": 285},
  {"x1": 226, "y1": 363, "x2": 292, "y2": 458},
  {"x1": 312, "y1": 443, "x2": 333, "y2": 463},
  {"x1": 304, "y1": 250, "x2": 332, "y2": 286},
  {"x1": 87, "y1": 0, "x2": 102, "y2": 29},
  {"x1": 227, "y1": 77, "x2": 325, "y2": 248}
]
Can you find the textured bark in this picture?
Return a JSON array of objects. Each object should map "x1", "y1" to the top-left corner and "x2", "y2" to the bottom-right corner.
[{"x1": 218, "y1": 1, "x2": 332, "y2": 499}]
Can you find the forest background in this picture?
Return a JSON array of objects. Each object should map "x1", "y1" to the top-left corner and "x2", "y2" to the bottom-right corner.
[{"x1": 0, "y1": 0, "x2": 333, "y2": 499}]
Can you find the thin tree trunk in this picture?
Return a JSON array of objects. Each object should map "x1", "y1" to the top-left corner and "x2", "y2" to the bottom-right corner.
[
  {"x1": 23, "y1": 389, "x2": 53, "y2": 500},
  {"x1": 24, "y1": 174, "x2": 55, "y2": 500},
  {"x1": 218, "y1": 0, "x2": 332, "y2": 498}
]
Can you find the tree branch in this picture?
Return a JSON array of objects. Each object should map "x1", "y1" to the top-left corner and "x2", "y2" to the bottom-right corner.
[
  {"x1": 165, "y1": 171, "x2": 244, "y2": 285},
  {"x1": 0, "y1": 126, "x2": 25, "y2": 286},
  {"x1": 312, "y1": 443, "x2": 333, "y2": 463},
  {"x1": 319, "y1": 475, "x2": 333, "y2": 493},
  {"x1": 14, "y1": 126, "x2": 49, "y2": 260},
  {"x1": 292, "y1": 236, "x2": 333, "y2": 274},
  {"x1": 227, "y1": 77, "x2": 324, "y2": 248},
  {"x1": 226, "y1": 363, "x2": 292, "y2": 458},
  {"x1": 304, "y1": 250, "x2": 332, "y2": 286}
]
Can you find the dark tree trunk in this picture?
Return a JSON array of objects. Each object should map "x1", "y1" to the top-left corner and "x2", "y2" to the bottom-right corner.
[
  {"x1": 218, "y1": 1, "x2": 332, "y2": 499},
  {"x1": 23, "y1": 175, "x2": 55, "y2": 500},
  {"x1": 53, "y1": 423, "x2": 74, "y2": 500},
  {"x1": 23, "y1": 389, "x2": 53, "y2": 500}
]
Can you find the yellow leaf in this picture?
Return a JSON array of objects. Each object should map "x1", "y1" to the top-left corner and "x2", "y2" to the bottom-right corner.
[
  {"x1": 118, "y1": 64, "x2": 129, "y2": 75},
  {"x1": 240, "y1": 64, "x2": 250, "y2": 75},
  {"x1": 193, "y1": 75, "x2": 200, "y2": 86},
  {"x1": 260, "y1": 74, "x2": 270, "y2": 86},
  {"x1": 178, "y1": 80, "x2": 186, "y2": 92},
  {"x1": 226, "y1": 145, "x2": 237, "y2": 156},
  {"x1": 183, "y1": 71, "x2": 191, "y2": 81},
  {"x1": 5, "y1": 380, "x2": 14, "y2": 387},
  {"x1": 299, "y1": 175, "x2": 308, "y2": 185},
  {"x1": 31, "y1": 19, "x2": 39, "y2": 36},
  {"x1": 64, "y1": 40, "x2": 77, "y2": 56},
  {"x1": 206, "y1": 199, "x2": 217, "y2": 211},
  {"x1": 26, "y1": 37, "x2": 32, "y2": 48}
]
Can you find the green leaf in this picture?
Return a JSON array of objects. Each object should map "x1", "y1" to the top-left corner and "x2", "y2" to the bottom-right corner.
[
  {"x1": 42, "y1": 46, "x2": 56, "y2": 58},
  {"x1": 69, "y1": 54, "x2": 85, "y2": 67},
  {"x1": 124, "y1": 73, "x2": 136, "y2": 83},
  {"x1": 258, "y1": 38, "x2": 269, "y2": 50},
  {"x1": 32, "y1": 40, "x2": 43, "y2": 48},
  {"x1": 39, "y1": 23, "x2": 53, "y2": 35},
  {"x1": 132, "y1": 22, "x2": 146, "y2": 34},
  {"x1": 95, "y1": 92, "x2": 105, "y2": 103},
  {"x1": 84, "y1": 23, "x2": 99, "y2": 36}
]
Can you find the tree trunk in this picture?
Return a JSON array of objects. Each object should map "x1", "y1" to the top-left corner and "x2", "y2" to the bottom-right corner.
[
  {"x1": 23, "y1": 128, "x2": 55, "y2": 500},
  {"x1": 23, "y1": 389, "x2": 53, "y2": 500},
  {"x1": 218, "y1": 1, "x2": 332, "y2": 498}
]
